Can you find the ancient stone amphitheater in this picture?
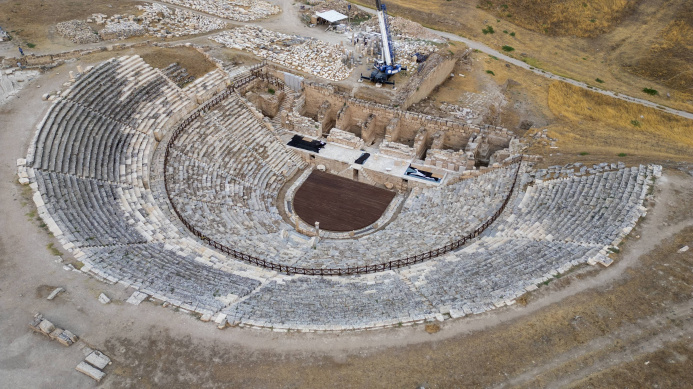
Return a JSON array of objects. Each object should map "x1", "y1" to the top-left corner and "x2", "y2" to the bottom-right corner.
[{"x1": 19, "y1": 55, "x2": 660, "y2": 330}]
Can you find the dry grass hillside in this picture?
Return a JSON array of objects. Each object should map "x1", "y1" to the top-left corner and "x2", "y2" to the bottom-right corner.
[
  {"x1": 479, "y1": 0, "x2": 639, "y2": 38},
  {"x1": 544, "y1": 81, "x2": 693, "y2": 161},
  {"x1": 623, "y1": 2, "x2": 693, "y2": 92},
  {"x1": 422, "y1": 50, "x2": 693, "y2": 166}
]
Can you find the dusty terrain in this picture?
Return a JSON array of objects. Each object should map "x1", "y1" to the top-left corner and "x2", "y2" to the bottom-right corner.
[{"x1": 0, "y1": 0, "x2": 143, "y2": 53}]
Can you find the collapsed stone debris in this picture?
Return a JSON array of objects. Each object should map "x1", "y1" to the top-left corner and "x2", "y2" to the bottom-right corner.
[
  {"x1": 0, "y1": 26, "x2": 9, "y2": 41},
  {"x1": 134, "y1": 4, "x2": 227, "y2": 38},
  {"x1": 158, "y1": 0, "x2": 280, "y2": 22},
  {"x1": 55, "y1": 20, "x2": 101, "y2": 44},
  {"x1": 75, "y1": 349, "x2": 111, "y2": 382},
  {"x1": 29, "y1": 313, "x2": 78, "y2": 346},
  {"x1": 212, "y1": 26, "x2": 353, "y2": 81}
]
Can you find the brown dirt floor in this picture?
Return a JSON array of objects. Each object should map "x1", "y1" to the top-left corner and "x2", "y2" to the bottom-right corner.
[{"x1": 293, "y1": 170, "x2": 395, "y2": 231}]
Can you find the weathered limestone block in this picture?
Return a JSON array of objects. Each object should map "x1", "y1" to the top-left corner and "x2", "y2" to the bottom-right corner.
[
  {"x1": 316, "y1": 100, "x2": 332, "y2": 134},
  {"x1": 287, "y1": 112, "x2": 321, "y2": 138},
  {"x1": 76, "y1": 361, "x2": 105, "y2": 382},
  {"x1": 247, "y1": 90, "x2": 283, "y2": 118},
  {"x1": 430, "y1": 131, "x2": 445, "y2": 150},
  {"x1": 385, "y1": 117, "x2": 401, "y2": 143},
  {"x1": 327, "y1": 128, "x2": 364, "y2": 149},
  {"x1": 424, "y1": 148, "x2": 470, "y2": 172},
  {"x1": 361, "y1": 113, "x2": 377, "y2": 145},
  {"x1": 85, "y1": 351, "x2": 111, "y2": 369},
  {"x1": 335, "y1": 104, "x2": 351, "y2": 131},
  {"x1": 413, "y1": 127, "x2": 428, "y2": 159},
  {"x1": 489, "y1": 149, "x2": 511, "y2": 165},
  {"x1": 380, "y1": 140, "x2": 415, "y2": 160}
]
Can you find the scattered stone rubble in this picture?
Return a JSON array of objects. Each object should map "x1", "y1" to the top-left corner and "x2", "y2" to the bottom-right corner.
[
  {"x1": 159, "y1": 0, "x2": 280, "y2": 22},
  {"x1": 29, "y1": 313, "x2": 78, "y2": 346},
  {"x1": 1, "y1": 69, "x2": 40, "y2": 106},
  {"x1": 212, "y1": 26, "x2": 353, "y2": 81},
  {"x1": 76, "y1": 349, "x2": 111, "y2": 382},
  {"x1": 305, "y1": 0, "x2": 369, "y2": 19},
  {"x1": 81, "y1": 5, "x2": 227, "y2": 41},
  {"x1": 363, "y1": 15, "x2": 444, "y2": 42},
  {"x1": 135, "y1": 4, "x2": 227, "y2": 38},
  {"x1": 55, "y1": 20, "x2": 102, "y2": 44},
  {"x1": 353, "y1": 30, "x2": 438, "y2": 70},
  {"x1": 99, "y1": 19, "x2": 147, "y2": 40},
  {"x1": 440, "y1": 103, "x2": 477, "y2": 122},
  {"x1": 0, "y1": 26, "x2": 9, "y2": 41}
]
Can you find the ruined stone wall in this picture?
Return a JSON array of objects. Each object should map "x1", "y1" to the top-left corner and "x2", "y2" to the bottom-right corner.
[
  {"x1": 424, "y1": 148, "x2": 473, "y2": 172},
  {"x1": 379, "y1": 140, "x2": 416, "y2": 160},
  {"x1": 303, "y1": 82, "x2": 513, "y2": 150},
  {"x1": 290, "y1": 147, "x2": 430, "y2": 192},
  {"x1": 394, "y1": 52, "x2": 459, "y2": 110},
  {"x1": 3, "y1": 41, "x2": 154, "y2": 68},
  {"x1": 326, "y1": 128, "x2": 364, "y2": 149}
]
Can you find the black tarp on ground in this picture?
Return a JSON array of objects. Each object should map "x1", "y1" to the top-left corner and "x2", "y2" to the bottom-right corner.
[{"x1": 287, "y1": 135, "x2": 325, "y2": 153}]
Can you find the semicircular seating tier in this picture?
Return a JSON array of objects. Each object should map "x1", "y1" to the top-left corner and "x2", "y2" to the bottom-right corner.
[
  {"x1": 23, "y1": 55, "x2": 660, "y2": 330},
  {"x1": 165, "y1": 94, "x2": 519, "y2": 269}
]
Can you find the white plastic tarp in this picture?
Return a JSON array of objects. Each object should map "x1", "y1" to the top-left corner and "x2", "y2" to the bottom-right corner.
[{"x1": 315, "y1": 10, "x2": 348, "y2": 23}]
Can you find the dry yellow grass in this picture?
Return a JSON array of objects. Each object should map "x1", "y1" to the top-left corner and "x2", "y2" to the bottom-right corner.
[
  {"x1": 139, "y1": 47, "x2": 217, "y2": 78},
  {"x1": 545, "y1": 81, "x2": 693, "y2": 160},
  {"x1": 624, "y1": 3, "x2": 693, "y2": 92},
  {"x1": 480, "y1": 0, "x2": 637, "y2": 37}
]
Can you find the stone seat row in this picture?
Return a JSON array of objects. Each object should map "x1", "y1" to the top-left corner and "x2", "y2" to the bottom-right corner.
[
  {"x1": 402, "y1": 237, "x2": 598, "y2": 314},
  {"x1": 32, "y1": 100, "x2": 136, "y2": 182},
  {"x1": 64, "y1": 56, "x2": 194, "y2": 136},
  {"x1": 223, "y1": 271, "x2": 435, "y2": 329},
  {"x1": 34, "y1": 171, "x2": 145, "y2": 247},
  {"x1": 81, "y1": 242, "x2": 263, "y2": 315},
  {"x1": 387, "y1": 164, "x2": 518, "y2": 237},
  {"x1": 167, "y1": 158, "x2": 280, "y2": 211},
  {"x1": 490, "y1": 166, "x2": 651, "y2": 246},
  {"x1": 171, "y1": 95, "x2": 303, "y2": 176}
]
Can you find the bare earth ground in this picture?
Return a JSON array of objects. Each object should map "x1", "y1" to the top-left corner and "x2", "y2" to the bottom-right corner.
[{"x1": 1, "y1": 60, "x2": 693, "y2": 387}]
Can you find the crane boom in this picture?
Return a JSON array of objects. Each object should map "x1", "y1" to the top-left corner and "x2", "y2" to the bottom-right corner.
[
  {"x1": 360, "y1": 0, "x2": 406, "y2": 84},
  {"x1": 375, "y1": 0, "x2": 393, "y2": 66}
]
